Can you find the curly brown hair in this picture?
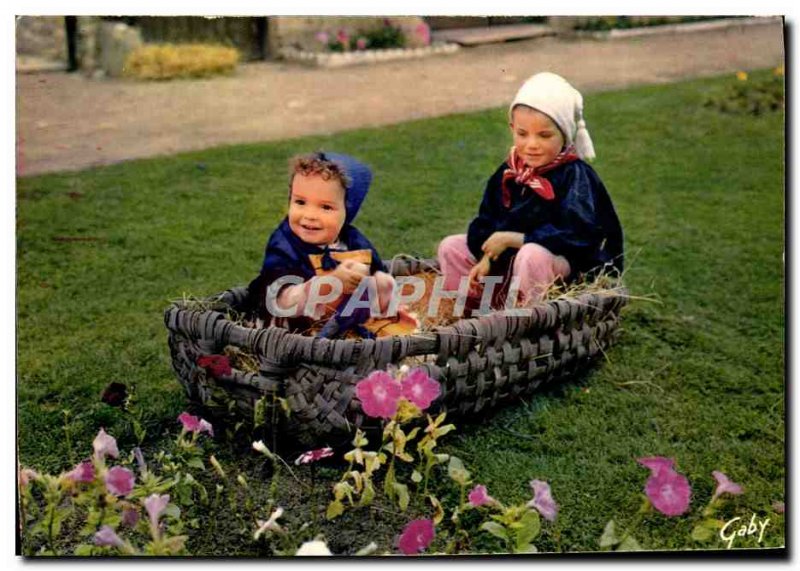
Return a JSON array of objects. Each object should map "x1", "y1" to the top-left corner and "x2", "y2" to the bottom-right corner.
[{"x1": 288, "y1": 152, "x2": 350, "y2": 191}]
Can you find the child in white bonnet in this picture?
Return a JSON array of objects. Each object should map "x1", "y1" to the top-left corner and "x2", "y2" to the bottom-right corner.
[{"x1": 437, "y1": 72, "x2": 624, "y2": 309}]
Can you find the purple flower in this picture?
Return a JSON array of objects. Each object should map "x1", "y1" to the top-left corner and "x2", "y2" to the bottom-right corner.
[
  {"x1": 178, "y1": 412, "x2": 214, "y2": 437},
  {"x1": 637, "y1": 456, "x2": 675, "y2": 476},
  {"x1": 356, "y1": 370, "x2": 402, "y2": 419},
  {"x1": 401, "y1": 369, "x2": 441, "y2": 411},
  {"x1": 644, "y1": 469, "x2": 692, "y2": 517},
  {"x1": 468, "y1": 484, "x2": 495, "y2": 507},
  {"x1": 18, "y1": 467, "x2": 39, "y2": 488},
  {"x1": 711, "y1": 471, "x2": 743, "y2": 501},
  {"x1": 121, "y1": 507, "x2": 140, "y2": 528},
  {"x1": 144, "y1": 493, "x2": 170, "y2": 533},
  {"x1": 94, "y1": 525, "x2": 124, "y2": 548},
  {"x1": 66, "y1": 460, "x2": 95, "y2": 483},
  {"x1": 93, "y1": 428, "x2": 119, "y2": 461},
  {"x1": 527, "y1": 479, "x2": 558, "y2": 522},
  {"x1": 397, "y1": 519, "x2": 435, "y2": 555},
  {"x1": 133, "y1": 447, "x2": 147, "y2": 474},
  {"x1": 315, "y1": 31, "x2": 330, "y2": 44},
  {"x1": 294, "y1": 447, "x2": 334, "y2": 465},
  {"x1": 104, "y1": 466, "x2": 135, "y2": 497},
  {"x1": 356, "y1": 37, "x2": 368, "y2": 50}
]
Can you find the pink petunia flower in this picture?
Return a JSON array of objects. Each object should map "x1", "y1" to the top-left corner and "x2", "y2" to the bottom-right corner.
[
  {"x1": 19, "y1": 467, "x2": 39, "y2": 488},
  {"x1": 356, "y1": 371, "x2": 402, "y2": 419},
  {"x1": 315, "y1": 31, "x2": 330, "y2": 44},
  {"x1": 401, "y1": 369, "x2": 441, "y2": 411},
  {"x1": 637, "y1": 456, "x2": 675, "y2": 476},
  {"x1": 67, "y1": 460, "x2": 95, "y2": 483},
  {"x1": 93, "y1": 428, "x2": 119, "y2": 461},
  {"x1": 144, "y1": 493, "x2": 171, "y2": 533},
  {"x1": 711, "y1": 471, "x2": 744, "y2": 502},
  {"x1": 356, "y1": 37, "x2": 368, "y2": 50},
  {"x1": 527, "y1": 480, "x2": 558, "y2": 522},
  {"x1": 196, "y1": 355, "x2": 232, "y2": 378},
  {"x1": 94, "y1": 525, "x2": 124, "y2": 548},
  {"x1": 772, "y1": 501, "x2": 785, "y2": 514},
  {"x1": 397, "y1": 518, "x2": 435, "y2": 555},
  {"x1": 295, "y1": 447, "x2": 334, "y2": 465},
  {"x1": 468, "y1": 484, "x2": 495, "y2": 507},
  {"x1": 336, "y1": 29, "x2": 349, "y2": 47},
  {"x1": 644, "y1": 468, "x2": 691, "y2": 517},
  {"x1": 105, "y1": 466, "x2": 135, "y2": 497},
  {"x1": 178, "y1": 412, "x2": 214, "y2": 437}
]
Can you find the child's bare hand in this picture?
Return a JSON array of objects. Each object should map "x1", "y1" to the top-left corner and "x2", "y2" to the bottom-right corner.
[
  {"x1": 468, "y1": 256, "x2": 491, "y2": 292},
  {"x1": 332, "y1": 260, "x2": 369, "y2": 293},
  {"x1": 481, "y1": 231, "x2": 524, "y2": 261}
]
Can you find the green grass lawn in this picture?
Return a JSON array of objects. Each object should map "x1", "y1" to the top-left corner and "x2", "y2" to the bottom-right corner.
[{"x1": 16, "y1": 71, "x2": 784, "y2": 554}]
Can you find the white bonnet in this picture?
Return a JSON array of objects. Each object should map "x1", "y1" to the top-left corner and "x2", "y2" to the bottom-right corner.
[{"x1": 509, "y1": 72, "x2": 595, "y2": 160}]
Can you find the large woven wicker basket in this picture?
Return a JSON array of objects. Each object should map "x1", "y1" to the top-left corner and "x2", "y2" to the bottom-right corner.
[{"x1": 164, "y1": 257, "x2": 628, "y2": 446}]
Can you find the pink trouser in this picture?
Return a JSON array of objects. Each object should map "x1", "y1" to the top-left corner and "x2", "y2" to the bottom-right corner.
[{"x1": 437, "y1": 234, "x2": 571, "y2": 304}]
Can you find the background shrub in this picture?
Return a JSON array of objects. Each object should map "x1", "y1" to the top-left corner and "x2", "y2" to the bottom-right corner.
[{"x1": 124, "y1": 43, "x2": 240, "y2": 80}]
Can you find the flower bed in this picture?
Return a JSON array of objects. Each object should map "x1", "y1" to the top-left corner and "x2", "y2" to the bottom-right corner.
[{"x1": 279, "y1": 42, "x2": 459, "y2": 68}]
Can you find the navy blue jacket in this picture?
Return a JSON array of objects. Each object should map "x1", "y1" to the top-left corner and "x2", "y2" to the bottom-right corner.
[{"x1": 467, "y1": 160, "x2": 624, "y2": 279}]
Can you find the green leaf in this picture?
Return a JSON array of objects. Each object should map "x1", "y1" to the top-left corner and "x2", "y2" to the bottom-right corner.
[
  {"x1": 447, "y1": 456, "x2": 471, "y2": 486},
  {"x1": 358, "y1": 482, "x2": 375, "y2": 507},
  {"x1": 326, "y1": 500, "x2": 344, "y2": 520},
  {"x1": 186, "y1": 457, "x2": 205, "y2": 470},
  {"x1": 617, "y1": 536, "x2": 643, "y2": 551},
  {"x1": 599, "y1": 519, "x2": 621, "y2": 548},
  {"x1": 393, "y1": 483, "x2": 410, "y2": 511},
  {"x1": 691, "y1": 518, "x2": 724, "y2": 542},
  {"x1": 481, "y1": 521, "x2": 509, "y2": 541},
  {"x1": 163, "y1": 504, "x2": 181, "y2": 520},
  {"x1": 514, "y1": 509, "x2": 541, "y2": 550},
  {"x1": 73, "y1": 544, "x2": 96, "y2": 556},
  {"x1": 411, "y1": 470, "x2": 423, "y2": 483}
]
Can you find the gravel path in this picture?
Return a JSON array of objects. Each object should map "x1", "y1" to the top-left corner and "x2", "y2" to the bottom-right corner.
[{"x1": 16, "y1": 18, "x2": 783, "y2": 177}]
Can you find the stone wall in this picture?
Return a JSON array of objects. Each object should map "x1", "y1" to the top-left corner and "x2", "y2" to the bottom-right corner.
[
  {"x1": 16, "y1": 16, "x2": 66, "y2": 60},
  {"x1": 268, "y1": 16, "x2": 429, "y2": 54}
]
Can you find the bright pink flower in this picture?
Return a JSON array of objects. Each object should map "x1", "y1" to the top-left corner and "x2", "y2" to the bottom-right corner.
[
  {"x1": 295, "y1": 447, "x2": 334, "y2": 465},
  {"x1": 527, "y1": 479, "x2": 558, "y2": 522},
  {"x1": 144, "y1": 493, "x2": 170, "y2": 531},
  {"x1": 67, "y1": 460, "x2": 95, "y2": 483},
  {"x1": 196, "y1": 354, "x2": 232, "y2": 378},
  {"x1": 105, "y1": 466, "x2": 135, "y2": 497},
  {"x1": 336, "y1": 29, "x2": 349, "y2": 46},
  {"x1": 397, "y1": 518, "x2": 435, "y2": 555},
  {"x1": 644, "y1": 468, "x2": 691, "y2": 516},
  {"x1": 356, "y1": 37, "x2": 368, "y2": 50},
  {"x1": 415, "y1": 22, "x2": 431, "y2": 46},
  {"x1": 93, "y1": 428, "x2": 119, "y2": 461},
  {"x1": 711, "y1": 471, "x2": 744, "y2": 502},
  {"x1": 468, "y1": 484, "x2": 495, "y2": 507},
  {"x1": 178, "y1": 412, "x2": 214, "y2": 437},
  {"x1": 637, "y1": 456, "x2": 675, "y2": 476},
  {"x1": 315, "y1": 31, "x2": 329, "y2": 44},
  {"x1": 401, "y1": 369, "x2": 441, "y2": 411},
  {"x1": 94, "y1": 525, "x2": 124, "y2": 548},
  {"x1": 356, "y1": 371, "x2": 402, "y2": 418},
  {"x1": 773, "y1": 501, "x2": 785, "y2": 514}
]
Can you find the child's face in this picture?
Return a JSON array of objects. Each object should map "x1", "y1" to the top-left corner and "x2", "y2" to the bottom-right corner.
[
  {"x1": 288, "y1": 173, "x2": 347, "y2": 245},
  {"x1": 509, "y1": 106, "x2": 565, "y2": 169}
]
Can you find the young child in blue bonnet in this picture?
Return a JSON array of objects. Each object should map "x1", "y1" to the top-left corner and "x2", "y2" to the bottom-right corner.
[
  {"x1": 247, "y1": 151, "x2": 415, "y2": 337},
  {"x1": 438, "y1": 72, "x2": 624, "y2": 307}
]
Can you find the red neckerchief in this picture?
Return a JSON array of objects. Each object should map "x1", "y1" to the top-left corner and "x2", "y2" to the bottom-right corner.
[{"x1": 501, "y1": 145, "x2": 579, "y2": 207}]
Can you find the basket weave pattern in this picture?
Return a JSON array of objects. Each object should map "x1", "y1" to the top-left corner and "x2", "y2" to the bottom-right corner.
[{"x1": 164, "y1": 258, "x2": 628, "y2": 445}]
